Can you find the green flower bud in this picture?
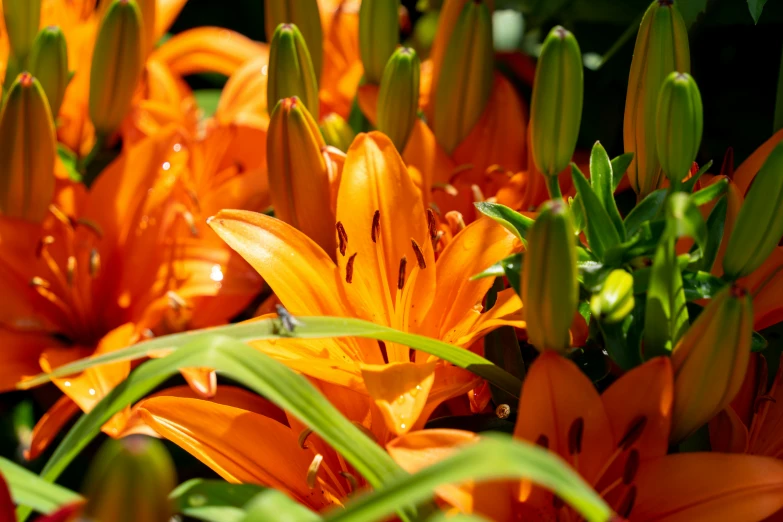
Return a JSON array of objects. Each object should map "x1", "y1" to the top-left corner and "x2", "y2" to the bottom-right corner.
[
  {"x1": 265, "y1": 0, "x2": 323, "y2": 79},
  {"x1": 656, "y1": 72, "x2": 703, "y2": 185},
  {"x1": 27, "y1": 26, "x2": 69, "y2": 117},
  {"x1": 590, "y1": 270, "x2": 635, "y2": 323},
  {"x1": 432, "y1": 0, "x2": 493, "y2": 154},
  {"x1": 529, "y1": 26, "x2": 584, "y2": 177},
  {"x1": 723, "y1": 143, "x2": 783, "y2": 279},
  {"x1": 624, "y1": 0, "x2": 691, "y2": 198},
  {"x1": 89, "y1": 0, "x2": 144, "y2": 138},
  {"x1": 2, "y1": 0, "x2": 41, "y2": 61},
  {"x1": 359, "y1": 0, "x2": 400, "y2": 84},
  {"x1": 522, "y1": 199, "x2": 579, "y2": 354},
  {"x1": 0, "y1": 73, "x2": 56, "y2": 223},
  {"x1": 81, "y1": 436, "x2": 176, "y2": 522},
  {"x1": 267, "y1": 23, "x2": 320, "y2": 121},
  {"x1": 319, "y1": 112, "x2": 355, "y2": 152},
  {"x1": 377, "y1": 47, "x2": 420, "y2": 152}
]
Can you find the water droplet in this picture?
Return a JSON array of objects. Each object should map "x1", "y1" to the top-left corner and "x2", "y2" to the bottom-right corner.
[
  {"x1": 64, "y1": 381, "x2": 71, "y2": 387},
  {"x1": 400, "y1": 423, "x2": 406, "y2": 430},
  {"x1": 173, "y1": 143, "x2": 182, "y2": 152},
  {"x1": 162, "y1": 161, "x2": 171, "y2": 171},
  {"x1": 261, "y1": 64, "x2": 269, "y2": 76},
  {"x1": 88, "y1": 388, "x2": 96, "y2": 396},
  {"x1": 210, "y1": 264, "x2": 224, "y2": 283},
  {"x1": 188, "y1": 494, "x2": 207, "y2": 507},
  {"x1": 396, "y1": 395, "x2": 405, "y2": 405}
]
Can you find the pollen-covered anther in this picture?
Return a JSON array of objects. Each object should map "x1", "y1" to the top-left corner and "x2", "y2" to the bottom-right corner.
[
  {"x1": 471, "y1": 184, "x2": 485, "y2": 203},
  {"x1": 426, "y1": 208, "x2": 437, "y2": 239},
  {"x1": 339, "y1": 471, "x2": 359, "y2": 493},
  {"x1": 89, "y1": 249, "x2": 101, "y2": 278},
  {"x1": 35, "y1": 235, "x2": 55, "y2": 258},
  {"x1": 445, "y1": 211, "x2": 466, "y2": 233},
  {"x1": 411, "y1": 239, "x2": 426, "y2": 269},
  {"x1": 346, "y1": 253, "x2": 357, "y2": 283},
  {"x1": 336, "y1": 221, "x2": 348, "y2": 256},
  {"x1": 397, "y1": 256, "x2": 408, "y2": 290},
  {"x1": 48, "y1": 204, "x2": 74, "y2": 228},
  {"x1": 306, "y1": 453, "x2": 324, "y2": 489},
  {"x1": 298, "y1": 428, "x2": 313, "y2": 449},
  {"x1": 30, "y1": 276, "x2": 51, "y2": 288},
  {"x1": 371, "y1": 210, "x2": 380, "y2": 243},
  {"x1": 166, "y1": 290, "x2": 190, "y2": 311},
  {"x1": 66, "y1": 256, "x2": 76, "y2": 286},
  {"x1": 567, "y1": 417, "x2": 584, "y2": 455},
  {"x1": 432, "y1": 182, "x2": 458, "y2": 197},
  {"x1": 495, "y1": 404, "x2": 511, "y2": 419}
]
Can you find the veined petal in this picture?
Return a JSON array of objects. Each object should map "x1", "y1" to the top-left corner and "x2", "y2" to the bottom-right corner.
[
  {"x1": 449, "y1": 287, "x2": 524, "y2": 348},
  {"x1": 632, "y1": 454, "x2": 783, "y2": 522},
  {"x1": 360, "y1": 360, "x2": 437, "y2": 436},
  {"x1": 708, "y1": 407, "x2": 749, "y2": 454},
  {"x1": 216, "y1": 55, "x2": 270, "y2": 130},
  {"x1": 733, "y1": 129, "x2": 783, "y2": 197}
]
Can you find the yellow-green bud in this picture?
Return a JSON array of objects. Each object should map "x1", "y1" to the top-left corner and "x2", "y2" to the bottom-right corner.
[
  {"x1": 432, "y1": 0, "x2": 493, "y2": 154},
  {"x1": 590, "y1": 270, "x2": 635, "y2": 323},
  {"x1": 624, "y1": 0, "x2": 691, "y2": 198},
  {"x1": 81, "y1": 436, "x2": 176, "y2": 522},
  {"x1": 2, "y1": 0, "x2": 41, "y2": 61},
  {"x1": 670, "y1": 285, "x2": 753, "y2": 442},
  {"x1": 267, "y1": 23, "x2": 320, "y2": 121},
  {"x1": 723, "y1": 143, "x2": 783, "y2": 280},
  {"x1": 377, "y1": 47, "x2": 420, "y2": 152},
  {"x1": 265, "y1": 0, "x2": 323, "y2": 79},
  {"x1": 0, "y1": 73, "x2": 56, "y2": 223},
  {"x1": 27, "y1": 26, "x2": 69, "y2": 117},
  {"x1": 359, "y1": 0, "x2": 400, "y2": 84},
  {"x1": 522, "y1": 199, "x2": 579, "y2": 354},
  {"x1": 89, "y1": 0, "x2": 144, "y2": 138},
  {"x1": 319, "y1": 112, "x2": 355, "y2": 152},
  {"x1": 656, "y1": 72, "x2": 702, "y2": 184},
  {"x1": 529, "y1": 26, "x2": 584, "y2": 177},
  {"x1": 267, "y1": 97, "x2": 335, "y2": 255}
]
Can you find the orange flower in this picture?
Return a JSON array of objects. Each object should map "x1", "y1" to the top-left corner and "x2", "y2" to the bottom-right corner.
[
  {"x1": 209, "y1": 132, "x2": 523, "y2": 441},
  {"x1": 388, "y1": 353, "x2": 783, "y2": 521}
]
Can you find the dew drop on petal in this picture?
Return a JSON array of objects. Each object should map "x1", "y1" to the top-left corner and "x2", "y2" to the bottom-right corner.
[{"x1": 210, "y1": 264, "x2": 224, "y2": 282}]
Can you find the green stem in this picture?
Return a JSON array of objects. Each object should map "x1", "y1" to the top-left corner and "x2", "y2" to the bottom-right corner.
[{"x1": 546, "y1": 175, "x2": 562, "y2": 199}]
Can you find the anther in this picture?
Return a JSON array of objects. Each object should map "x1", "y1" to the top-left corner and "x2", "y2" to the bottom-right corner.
[
  {"x1": 30, "y1": 277, "x2": 51, "y2": 288},
  {"x1": 66, "y1": 256, "x2": 76, "y2": 286},
  {"x1": 622, "y1": 449, "x2": 640, "y2": 485},
  {"x1": 426, "y1": 208, "x2": 437, "y2": 240},
  {"x1": 346, "y1": 253, "x2": 357, "y2": 283},
  {"x1": 336, "y1": 222, "x2": 348, "y2": 256},
  {"x1": 471, "y1": 184, "x2": 485, "y2": 203},
  {"x1": 182, "y1": 211, "x2": 199, "y2": 237},
  {"x1": 496, "y1": 404, "x2": 511, "y2": 419},
  {"x1": 371, "y1": 210, "x2": 381, "y2": 243},
  {"x1": 306, "y1": 454, "x2": 323, "y2": 489},
  {"x1": 36, "y1": 236, "x2": 55, "y2": 258},
  {"x1": 535, "y1": 434, "x2": 549, "y2": 449},
  {"x1": 89, "y1": 249, "x2": 100, "y2": 278},
  {"x1": 411, "y1": 239, "x2": 426, "y2": 269},
  {"x1": 298, "y1": 428, "x2": 313, "y2": 449},
  {"x1": 617, "y1": 485, "x2": 637, "y2": 518},
  {"x1": 75, "y1": 218, "x2": 104, "y2": 238},
  {"x1": 48, "y1": 205, "x2": 73, "y2": 228},
  {"x1": 432, "y1": 182, "x2": 459, "y2": 196},
  {"x1": 339, "y1": 471, "x2": 359, "y2": 493},
  {"x1": 445, "y1": 211, "x2": 466, "y2": 233},
  {"x1": 397, "y1": 256, "x2": 407, "y2": 290},
  {"x1": 568, "y1": 417, "x2": 584, "y2": 455},
  {"x1": 618, "y1": 416, "x2": 647, "y2": 451}
]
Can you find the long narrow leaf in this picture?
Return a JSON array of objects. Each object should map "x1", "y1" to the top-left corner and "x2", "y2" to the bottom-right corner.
[
  {"x1": 611, "y1": 152, "x2": 634, "y2": 192},
  {"x1": 170, "y1": 479, "x2": 267, "y2": 522},
  {"x1": 690, "y1": 177, "x2": 727, "y2": 207},
  {"x1": 0, "y1": 457, "x2": 82, "y2": 514},
  {"x1": 624, "y1": 189, "x2": 666, "y2": 238},
  {"x1": 571, "y1": 163, "x2": 621, "y2": 260},
  {"x1": 322, "y1": 434, "x2": 613, "y2": 522},
  {"x1": 644, "y1": 235, "x2": 689, "y2": 357},
  {"x1": 475, "y1": 202, "x2": 534, "y2": 244},
  {"x1": 589, "y1": 142, "x2": 625, "y2": 239},
  {"x1": 695, "y1": 195, "x2": 728, "y2": 272}
]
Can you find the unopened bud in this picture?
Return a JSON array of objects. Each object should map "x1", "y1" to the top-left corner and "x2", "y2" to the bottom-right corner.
[
  {"x1": 267, "y1": 23, "x2": 320, "y2": 120},
  {"x1": 432, "y1": 0, "x2": 493, "y2": 153},
  {"x1": 377, "y1": 47, "x2": 420, "y2": 152},
  {"x1": 530, "y1": 26, "x2": 584, "y2": 177},
  {"x1": 81, "y1": 436, "x2": 176, "y2": 522},
  {"x1": 0, "y1": 73, "x2": 56, "y2": 222},
  {"x1": 590, "y1": 270, "x2": 634, "y2": 323},
  {"x1": 656, "y1": 72, "x2": 703, "y2": 185},
  {"x1": 624, "y1": 0, "x2": 691, "y2": 198},
  {"x1": 319, "y1": 112, "x2": 355, "y2": 152},
  {"x1": 27, "y1": 26, "x2": 69, "y2": 117},
  {"x1": 723, "y1": 142, "x2": 783, "y2": 279},
  {"x1": 2, "y1": 0, "x2": 41, "y2": 61},
  {"x1": 670, "y1": 285, "x2": 753, "y2": 442},
  {"x1": 265, "y1": 0, "x2": 323, "y2": 79},
  {"x1": 359, "y1": 0, "x2": 400, "y2": 84},
  {"x1": 267, "y1": 97, "x2": 335, "y2": 255},
  {"x1": 522, "y1": 199, "x2": 579, "y2": 353},
  {"x1": 89, "y1": 0, "x2": 145, "y2": 137}
]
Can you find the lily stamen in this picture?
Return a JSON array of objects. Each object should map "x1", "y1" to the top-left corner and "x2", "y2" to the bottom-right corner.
[
  {"x1": 336, "y1": 222, "x2": 348, "y2": 256},
  {"x1": 338, "y1": 471, "x2": 359, "y2": 494},
  {"x1": 306, "y1": 453, "x2": 323, "y2": 489},
  {"x1": 89, "y1": 249, "x2": 101, "y2": 278},
  {"x1": 345, "y1": 253, "x2": 357, "y2": 283},
  {"x1": 167, "y1": 291, "x2": 190, "y2": 311},
  {"x1": 411, "y1": 239, "x2": 426, "y2": 269},
  {"x1": 371, "y1": 210, "x2": 380, "y2": 243},
  {"x1": 298, "y1": 428, "x2": 313, "y2": 449},
  {"x1": 397, "y1": 256, "x2": 407, "y2": 290}
]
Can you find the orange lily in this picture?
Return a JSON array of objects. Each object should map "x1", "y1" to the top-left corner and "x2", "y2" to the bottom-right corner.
[
  {"x1": 387, "y1": 352, "x2": 783, "y2": 521},
  {"x1": 209, "y1": 131, "x2": 523, "y2": 441}
]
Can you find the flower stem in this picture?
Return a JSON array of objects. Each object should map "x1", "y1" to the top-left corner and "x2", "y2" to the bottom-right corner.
[{"x1": 546, "y1": 175, "x2": 563, "y2": 199}]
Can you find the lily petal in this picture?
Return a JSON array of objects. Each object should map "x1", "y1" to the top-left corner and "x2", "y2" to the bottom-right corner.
[
  {"x1": 732, "y1": 129, "x2": 783, "y2": 197},
  {"x1": 26, "y1": 395, "x2": 81, "y2": 461},
  {"x1": 708, "y1": 407, "x2": 749, "y2": 454},
  {"x1": 748, "y1": 361, "x2": 783, "y2": 458}
]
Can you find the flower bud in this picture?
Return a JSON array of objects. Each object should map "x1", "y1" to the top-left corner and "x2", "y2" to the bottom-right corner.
[
  {"x1": 522, "y1": 199, "x2": 579, "y2": 353},
  {"x1": 265, "y1": 0, "x2": 323, "y2": 79},
  {"x1": 359, "y1": 0, "x2": 400, "y2": 84},
  {"x1": 267, "y1": 23, "x2": 320, "y2": 121},
  {"x1": 2, "y1": 0, "x2": 41, "y2": 61},
  {"x1": 722, "y1": 142, "x2": 783, "y2": 280},
  {"x1": 670, "y1": 285, "x2": 753, "y2": 442},
  {"x1": 81, "y1": 436, "x2": 176, "y2": 522},
  {"x1": 529, "y1": 26, "x2": 584, "y2": 177},
  {"x1": 89, "y1": 0, "x2": 145, "y2": 138},
  {"x1": 590, "y1": 269, "x2": 634, "y2": 323},
  {"x1": 0, "y1": 73, "x2": 56, "y2": 223},
  {"x1": 377, "y1": 47, "x2": 420, "y2": 152},
  {"x1": 27, "y1": 26, "x2": 69, "y2": 117},
  {"x1": 432, "y1": 0, "x2": 493, "y2": 153},
  {"x1": 319, "y1": 112, "x2": 355, "y2": 152},
  {"x1": 624, "y1": 0, "x2": 690, "y2": 198},
  {"x1": 267, "y1": 97, "x2": 336, "y2": 255},
  {"x1": 656, "y1": 72, "x2": 703, "y2": 184}
]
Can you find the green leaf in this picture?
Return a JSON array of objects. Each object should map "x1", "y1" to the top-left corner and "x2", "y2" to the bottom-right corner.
[
  {"x1": 170, "y1": 479, "x2": 267, "y2": 522},
  {"x1": 589, "y1": 142, "x2": 625, "y2": 240},
  {"x1": 604, "y1": 220, "x2": 667, "y2": 266},
  {"x1": 0, "y1": 456, "x2": 82, "y2": 514},
  {"x1": 599, "y1": 307, "x2": 644, "y2": 371},
  {"x1": 194, "y1": 89, "x2": 223, "y2": 118},
  {"x1": 644, "y1": 235, "x2": 689, "y2": 357},
  {"x1": 690, "y1": 177, "x2": 728, "y2": 207},
  {"x1": 752, "y1": 331, "x2": 769, "y2": 352},
  {"x1": 570, "y1": 194, "x2": 585, "y2": 234},
  {"x1": 611, "y1": 152, "x2": 634, "y2": 192},
  {"x1": 668, "y1": 193, "x2": 708, "y2": 255},
  {"x1": 624, "y1": 189, "x2": 666, "y2": 238},
  {"x1": 425, "y1": 513, "x2": 492, "y2": 522},
  {"x1": 322, "y1": 434, "x2": 613, "y2": 522},
  {"x1": 747, "y1": 0, "x2": 768, "y2": 23},
  {"x1": 474, "y1": 202, "x2": 534, "y2": 244},
  {"x1": 571, "y1": 163, "x2": 621, "y2": 261},
  {"x1": 241, "y1": 490, "x2": 321, "y2": 522},
  {"x1": 578, "y1": 260, "x2": 611, "y2": 293},
  {"x1": 681, "y1": 271, "x2": 727, "y2": 301},
  {"x1": 695, "y1": 195, "x2": 727, "y2": 272},
  {"x1": 681, "y1": 160, "x2": 713, "y2": 193},
  {"x1": 57, "y1": 143, "x2": 82, "y2": 182}
]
